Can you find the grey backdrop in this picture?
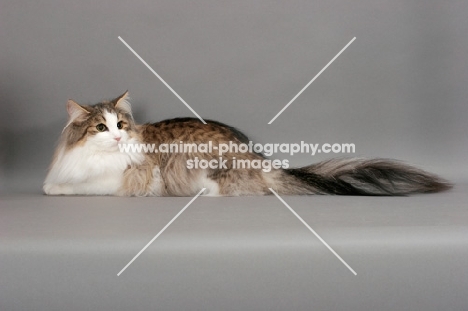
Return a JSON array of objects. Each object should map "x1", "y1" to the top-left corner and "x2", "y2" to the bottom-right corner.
[
  {"x1": 2, "y1": 2, "x2": 468, "y2": 311},
  {"x1": 1, "y1": 0, "x2": 468, "y2": 193}
]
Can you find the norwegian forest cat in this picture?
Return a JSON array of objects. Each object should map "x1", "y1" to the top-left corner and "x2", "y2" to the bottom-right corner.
[{"x1": 43, "y1": 91, "x2": 451, "y2": 196}]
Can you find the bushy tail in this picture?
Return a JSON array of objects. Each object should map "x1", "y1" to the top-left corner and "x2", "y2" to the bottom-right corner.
[{"x1": 280, "y1": 158, "x2": 451, "y2": 196}]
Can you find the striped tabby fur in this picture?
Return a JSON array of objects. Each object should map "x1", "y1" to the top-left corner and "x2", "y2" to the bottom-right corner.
[{"x1": 44, "y1": 92, "x2": 452, "y2": 196}]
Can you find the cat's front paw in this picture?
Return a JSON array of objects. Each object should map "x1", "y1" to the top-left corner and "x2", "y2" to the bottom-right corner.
[{"x1": 43, "y1": 183, "x2": 73, "y2": 195}]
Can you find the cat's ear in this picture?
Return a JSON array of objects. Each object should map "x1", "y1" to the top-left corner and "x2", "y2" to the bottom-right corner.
[
  {"x1": 111, "y1": 91, "x2": 132, "y2": 115},
  {"x1": 67, "y1": 99, "x2": 90, "y2": 122},
  {"x1": 63, "y1": 100, "x2": 90, "y2": 133}
]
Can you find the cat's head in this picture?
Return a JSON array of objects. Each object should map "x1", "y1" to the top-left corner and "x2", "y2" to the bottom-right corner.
[{"x1": 62, "y1": 91, "x2": 138, "y2": 150}]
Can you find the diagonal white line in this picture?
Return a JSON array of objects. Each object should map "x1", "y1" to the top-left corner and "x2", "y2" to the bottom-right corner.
[
  {"x1": 117, "y1": 188, "x2": 206, "y2": 276},
  {"x1": 268, "y1": 37, "x2": 356, "y2": 124},
  {"x1": 118, "y1": 36, "x2": 207, "y2": 124},
  {"x1": 269, "y1": 188, "x2": 357, "y2": 275}
]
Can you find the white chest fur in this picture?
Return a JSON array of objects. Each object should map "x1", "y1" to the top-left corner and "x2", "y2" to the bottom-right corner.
[{"x1": 44, "y1": 141, "x2": 145, "y2": 195}]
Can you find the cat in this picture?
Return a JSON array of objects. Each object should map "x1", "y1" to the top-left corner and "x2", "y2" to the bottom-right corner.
[{"x1": 43, "y1": 91, "x2": 452, "y2": 196}]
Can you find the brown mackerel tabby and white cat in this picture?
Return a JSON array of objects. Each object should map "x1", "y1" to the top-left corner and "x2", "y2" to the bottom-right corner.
[{"x1": 43, "y1": 91, "x2": 451, "y2": 196}]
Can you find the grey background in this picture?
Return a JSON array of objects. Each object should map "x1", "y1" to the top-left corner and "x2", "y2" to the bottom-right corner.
[
  {"x1": 1, "y1": 0, "x2": 468, "y2": 192},
  {"x1": 1, "y1": 1, "x2": 468, "y2": 310},
  {"x1": 2, "y1": 190, "x2": 468, "y2": 311}
]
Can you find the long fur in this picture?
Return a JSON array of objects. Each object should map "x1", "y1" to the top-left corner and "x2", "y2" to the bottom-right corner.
[
  {"x1": 44, "y1": 93, "x2": 452, "y2": 196},
  {"x1": 277, "y1": 158, "x2": 451, "y2": 195}
]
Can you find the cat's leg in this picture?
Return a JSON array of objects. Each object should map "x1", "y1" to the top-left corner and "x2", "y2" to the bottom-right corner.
[
  {"x1": 43, "y1": 181, "x2": 120, "y2": 195},
  {"x1": 207, "y1": 168, "x2": 271, "y2": 196},
  {"x1": 43, "y1": 175, "x2": 123, "y2": 195},
  {"x1": 118, "y1": 165, "x2": 165, "y2": 196},
  {"x1": 148, "y1": 166, "x2": 165, "y2": 196},
  {"x1": 43, "y1": 183, "x2": 76, "y2": 195},
  {"x1": 198, "y1": 173, "x2": 220, "y2": 196}
]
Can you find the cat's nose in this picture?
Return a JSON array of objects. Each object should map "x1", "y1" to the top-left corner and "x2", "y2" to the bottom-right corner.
[{"x1": 114, "y1": 137, "x2": 121, "y2": 141}]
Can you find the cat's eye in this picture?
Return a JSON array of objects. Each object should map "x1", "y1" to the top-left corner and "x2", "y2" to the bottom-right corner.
[
  {"x1": 96, "y1": 123, "x2": 107, "y2": 132},
  {"x1": 117, "y1": 121, "x2": 123, "y2": 129}
]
